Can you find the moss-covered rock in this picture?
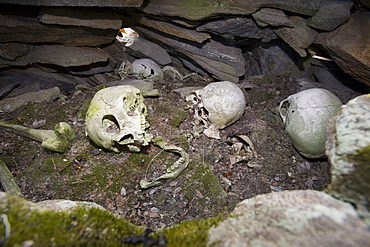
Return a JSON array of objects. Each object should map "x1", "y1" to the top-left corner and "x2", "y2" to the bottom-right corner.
[
  {"x1": 0, "y1": 192, "x2": 225, "y2": 247},
  {"x1": 326, "y1": 94, "x2": 370, "y2": 227}
]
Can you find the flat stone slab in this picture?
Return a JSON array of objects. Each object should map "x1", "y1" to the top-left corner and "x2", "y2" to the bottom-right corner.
[
  {"x1": 0, "y1": 0, "x2": 143, "y2": 7},
  {"x1": 38, "y1": 7, "x2": 123, "y2": 30},
  {"x1": 0, "y1": 45, "x2": 110, "y2": 68}
]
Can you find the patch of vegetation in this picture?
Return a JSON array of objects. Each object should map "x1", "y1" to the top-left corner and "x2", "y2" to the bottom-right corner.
[
  {"x1": 160, "y1": 213, "x2": 225, "y2": 247},
  {"x1": 0, "y1": 195, "x2": 143, "y2": 246}
]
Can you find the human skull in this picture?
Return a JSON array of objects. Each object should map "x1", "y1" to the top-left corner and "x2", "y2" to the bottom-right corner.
[
  {"x1": 278, "y1": 88, "x2": 342, "y2": 159},
  {"x1": 186, "y1": 81, "x2": 246, "y2": 139},
  {"x1": 85, "y1": 85, "x2": 152, "y2": 153},
  {"x1": 118, "y1": 58, "x2": 163, "y2": 82}
]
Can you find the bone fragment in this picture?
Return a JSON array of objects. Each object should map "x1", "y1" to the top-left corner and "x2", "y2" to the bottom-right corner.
[
  {"x1": 0, "y1": 121, "x2": 75, "y2": 153},
  {"x1": 0, "y1": 158, "x2": 24, "y2": 198},
  {"x1": 140, "y1": 136, "x2": 189, "y2": 189}
]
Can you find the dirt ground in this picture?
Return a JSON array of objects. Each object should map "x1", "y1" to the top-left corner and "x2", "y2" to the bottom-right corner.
[{"x1": 0, "y1": 74, "x2": 352, "y2": 229}]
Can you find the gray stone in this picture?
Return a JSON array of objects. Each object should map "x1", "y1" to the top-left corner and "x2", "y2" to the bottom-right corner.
[
  {"x1": 274, "y1": 16, "x2": 318, "y2": 57},
  {"x1": 312, "y1": 65, "x2": 367, "y2": 103},
  {"x1": 0, "y1": 14, "x2": 116, "y2": 46},
  {"x1": 245, "y1": 43, "x2": 312, "y2": 78},
  {"x1": 125, "y1": 36, "x2": 172, "y2": 66},
  {"x1": 0, "y1": 68, "x2": 79, "y2": 95},
  {"x1": 252, "y1": 8, "x2": 293, "y2": 27},
  {"x1": 207, "y1": 190, "x2": 370, "y2": 247},
  {"x1": 142, "y1": 0, "x2": 321, "y2": 21},
  {"x1": 38, "y1": 7, "x2": 123, "y2": 30},
  {"x1": 104, "y1": 79, "x2": 159, "y2": 97},
  {"x1": 0, "y1": 86, "x2": 62, "y2": 112},
  {"x1": 0, "y1": 43, "x2": 34, "y2": 61},
  {"x1": 326, "y1": 94, "x2": 370, "y2": 227},
  {"x1": 0, "y1": 0, "x2": 143, "y2": 7},
  {"x1": 139, "y1": 17, "x2": 210, "y2": 43},
  {"x1": 362, "y1": 0, "x2": 370, "y2": 9},
  {"x1": 135, "y1": 27, "x2": 245, "y2": 83},
  {"x1": 196, "y1": 16, "x2": 277, "y2": 42},
  {"x1": 308, "y1": 0, "x2": 353, "y2": 31},
  {"x1": 315, "y1": 12, "x2": 370, "y2": 86},
  {"x1": 0, "y1": 45, "x2": 110, "y2": 68}
]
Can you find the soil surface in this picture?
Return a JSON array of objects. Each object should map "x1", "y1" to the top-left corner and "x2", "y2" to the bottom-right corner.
[{"x1": 0, "y1": 74, "x2": 357, "y2": 229}]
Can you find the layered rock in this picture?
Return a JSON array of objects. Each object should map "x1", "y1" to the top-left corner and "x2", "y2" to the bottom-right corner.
[
  {"x1": 315, "y1": 11, "x2": 370, "y2": 86},
  {"x1": 135, "y1": 26, "x2": 245, "y2": 83},
  {"x1": 0, "y1": 0, "x2": 369, "y2": 93},
  {"x1": 141, "y1": 0, "x2": 322, "y2": 20},
  {"x1": 0, "y1": 0, "x2": 143, "y2": 7},
  {"x1": 0, "y1": 12, "x2": 117, "y2": 46}
]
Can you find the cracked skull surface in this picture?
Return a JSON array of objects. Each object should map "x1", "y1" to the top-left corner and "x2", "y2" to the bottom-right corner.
[
  {"x1": 85, "y1": 85, "x2": 152, "y2": 153},
  {"x1": 186, "y1": 81, "x2": 246, "y2": 139},
  {"x1": 278, "y1": 88, "x2": 342, "y2": 159}
]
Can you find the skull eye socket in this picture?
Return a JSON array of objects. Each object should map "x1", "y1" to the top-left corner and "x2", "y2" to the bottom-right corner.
[{"x1": 103, "y1": 115, "x2": 120, "y2": 133}]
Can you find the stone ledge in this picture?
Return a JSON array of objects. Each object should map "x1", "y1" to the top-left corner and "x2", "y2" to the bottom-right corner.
[{"x1": 0, "y1": 0, "x2": 143, "y2": 7}]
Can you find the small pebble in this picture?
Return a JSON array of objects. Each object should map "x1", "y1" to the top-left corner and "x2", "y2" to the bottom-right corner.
[
  {"x1": 169, "y1": 181, "x2": 178, "y2": 187},
  {"x1": 150, "y1": 207, "x2": 160, "y2": 213},
  {"x1": 120, "y1": 186, "x2": 127, "y2": 196}
]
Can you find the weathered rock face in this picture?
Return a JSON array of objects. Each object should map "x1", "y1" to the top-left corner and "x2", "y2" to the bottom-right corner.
[
  {"x1": 326, "y1": 94, "x2": 370, "y2": 227},
  {"x1": 38, "y1": 7, "x2": 124, "y2": 30},
  {"x1": 207, "y1": 190, "x2": 370, "y2": 247},
  {"x1": 135, "y1": 26, "x2": 245, "y2": 83},
  {"x1": 307, "y1": 0, "x2": 353, "y2": 31},
  {"x1": 0, "y1": 0, "x2": 369, "y2": 93},
  {"x1": 0, "y1": 45, "x2": 110, "y2": 68},
  {"x1": 0, "y1": 0, "x2": 143, "y2": 7},
  {"x1": 315, "y1": 11, "x2": 370, "y2": 86},
  {"x1": 0, "y1": 11, "x2": 117, "y2": 46},
  {"x1": 141, "y1": 0, "x2": 322, "y2": 21}
]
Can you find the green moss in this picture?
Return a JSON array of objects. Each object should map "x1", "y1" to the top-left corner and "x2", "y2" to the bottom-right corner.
[
  {"x1": 160, "y1": 213, "x2": 225, "y2": 247},
  {"x1": 0, "y1": 195, "x2": 144, "y2": 247},
  {"x1": 170, "y1": 109, "x2": 187, "y2": 128},
  {"x1": 182, "y1": 157, "x2": 227, "y2": 206},
  {"x1": 78, "y1": 99, "x2": 92, "y2": 120},
  {"x1": 0, "y1": 193, "x2": 227, "y2": 247},
  {"x1": 352, "y1": 145, "x2": 370, "y2": 164}
]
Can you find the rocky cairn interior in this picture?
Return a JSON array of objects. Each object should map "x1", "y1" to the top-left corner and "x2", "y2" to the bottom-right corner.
[{"x1": 1, "y1": 0, "x2": 370, "y2": 246}]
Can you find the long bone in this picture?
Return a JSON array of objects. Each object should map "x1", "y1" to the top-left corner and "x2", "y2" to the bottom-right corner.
[{"x1": 0, "y1": 121, "x2": 75, "y2": 153}]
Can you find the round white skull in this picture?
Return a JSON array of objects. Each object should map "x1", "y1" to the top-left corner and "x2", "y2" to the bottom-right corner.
[
  {"x1": 278, "y1": 88, "x2": 342, "y2": 159},
  {"x1": 85, "y1": 85, "x2": 152, "y2": 153},
  {"x1": 186, "y1": 81, "x2": 246, "y2": 138}
]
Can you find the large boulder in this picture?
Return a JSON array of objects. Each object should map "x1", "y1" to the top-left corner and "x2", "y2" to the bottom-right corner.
[
  {"x1": 315, "y1": 11, "x2": 370, "y2": 86},
  {"x1": 326, "y1": 93, "x2": 370, "y2": 227},
  {"x1": 207, "y1": 190, "x2": 370, "y2": 247}
]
